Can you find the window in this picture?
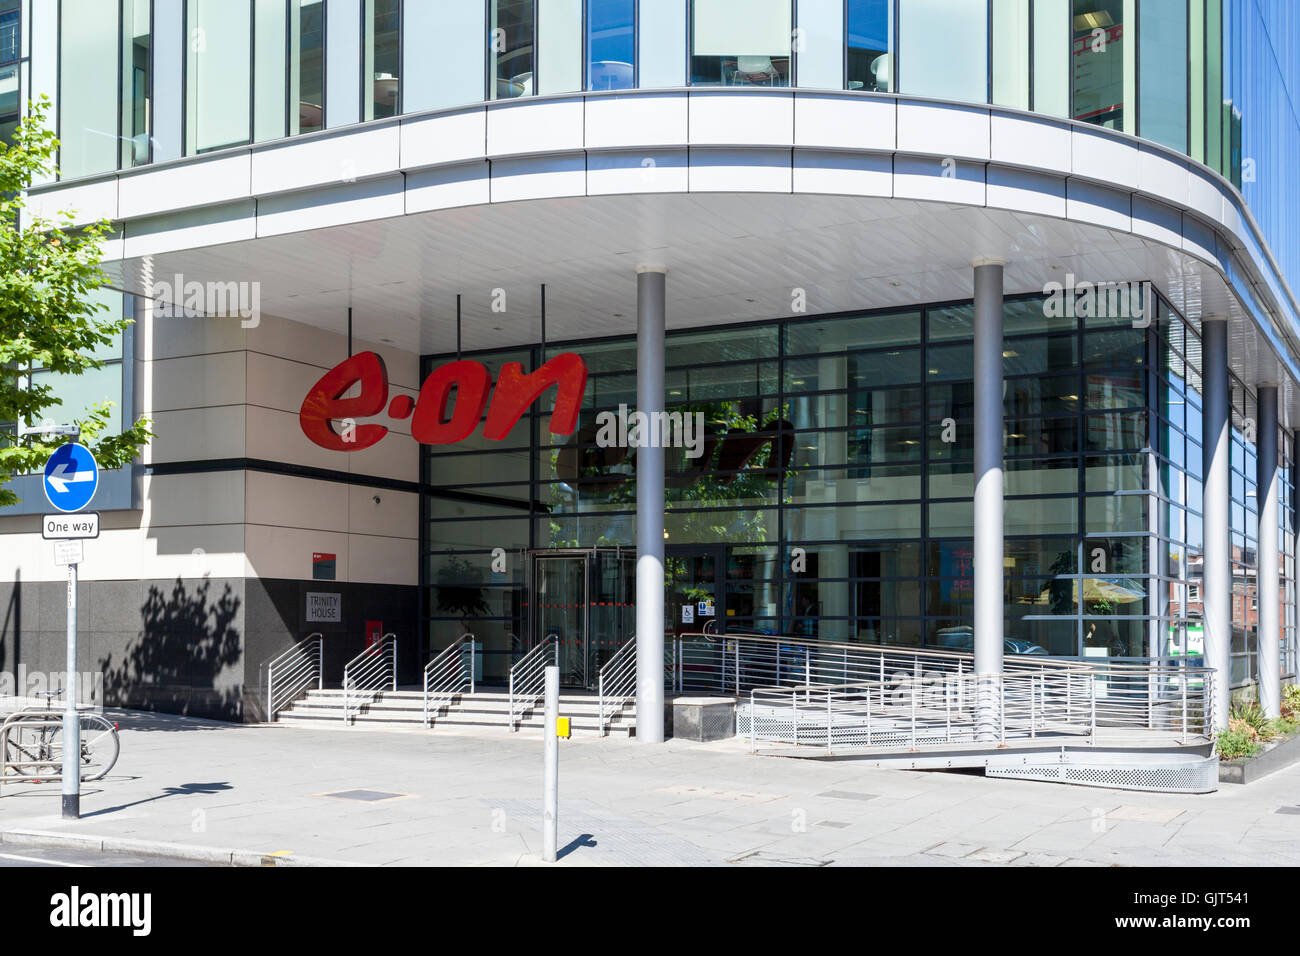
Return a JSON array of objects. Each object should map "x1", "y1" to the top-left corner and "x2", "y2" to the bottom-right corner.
[
  {"x1": 186, "y1": 0, "x2": 252, "y2": 153},
  {"x1": 690, "y1": 0, "x2": 792, "y2": 87},
  {"x1": 1071, "y1": 0, "x2": 1132, "y2": 132},
  {"x1": 294, "y1": 0, "x2": 325, "y2": 134},
  {"x1": 587, "y1": 0, "x2": 634, "y2": 90},
  {"x1": 491, "y1": 0, "x2": 535, "y2": 99},
  {"x1": 991, "y1": 0, "x2": 1029, "y2": 110},
  {"x1": 0, "y1": 0, "x2": 16, "y2": 63},
  {"x1": 897, "y1": 0, "x2": 988, "y2": 101},
  {"x1": 60, "y1": 0, "x2": 120, "y2": 177},
  {"x1": 846, "y1": 0, "x2": 892, "y2": 92},
  {"x1": 1138, "y1": 0, "x2": 1188, "y2": 151},
  {"x1": 364, "y1": 0, "x2": 400, "y2": 120},
  {"x1": 121, "y1": 0, "x2": 151, "y2": 167},
  {"x1": 0, "y1": 0, "x2": 17, "y2": 145}
]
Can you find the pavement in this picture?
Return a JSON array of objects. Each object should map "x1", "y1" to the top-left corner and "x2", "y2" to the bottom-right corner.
[{"x1": 2, "y1": 708, "x2": 1299, "y2": 867}]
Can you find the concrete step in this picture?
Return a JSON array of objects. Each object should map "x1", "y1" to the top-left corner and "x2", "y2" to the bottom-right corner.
[{"x1": 277, "y1": 688, "x2": 635, "y2": 736}]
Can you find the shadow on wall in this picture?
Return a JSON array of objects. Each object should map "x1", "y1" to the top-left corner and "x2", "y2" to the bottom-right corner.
[{"x1": 100, "y1": 577, "x2": 244, "y2": 721}]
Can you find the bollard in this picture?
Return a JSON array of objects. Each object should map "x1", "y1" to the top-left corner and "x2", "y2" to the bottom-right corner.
[{"x1": 543, "y1": 665, "x2": 559, "y2": 862}]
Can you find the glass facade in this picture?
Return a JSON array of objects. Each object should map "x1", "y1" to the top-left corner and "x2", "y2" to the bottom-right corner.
[
  {"x1": 419, "y1": 292, "x2": 1293, "y2": 689},
  {"x1": 47, "y1": 0, "x2": 1298, "y2": 287}
]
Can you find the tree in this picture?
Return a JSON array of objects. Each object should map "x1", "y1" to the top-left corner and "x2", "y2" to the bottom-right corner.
[{"x1": 0, "y1": 98, "x2": 152, "y2": 506}]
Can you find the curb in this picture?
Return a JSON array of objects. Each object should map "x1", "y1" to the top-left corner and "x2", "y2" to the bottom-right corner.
[{"x1": 0, "y1": 829, "x2": 361, "y2": 867}]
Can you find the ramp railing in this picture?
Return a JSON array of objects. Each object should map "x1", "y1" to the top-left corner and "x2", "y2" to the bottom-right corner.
[
  {"x1": 266, "y1": 633, "x2": 324, "y2": 721},
  {"x1": 342, "y1": 634, "x2": 397, "y2": 724},
  {"x1": 744, "y1": 658, "x2": 1214, "y2": 752},
  {"x1": 597, "y1": 636, "x2": 636, "y2": 736},
  {"x1": 423, "y1": 634, "x2": 477, "y2": 728},
  {"x1": 672, "y1": 630, "x2": 1085, "y2": 699},
  {"x1": 508, "y1": 634, "x2": 558, "y2": 731}
]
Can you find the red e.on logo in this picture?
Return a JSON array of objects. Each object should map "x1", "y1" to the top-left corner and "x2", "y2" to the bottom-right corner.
[{"x1": 299, "y1": 351, "x2": 588, "y2": 451}]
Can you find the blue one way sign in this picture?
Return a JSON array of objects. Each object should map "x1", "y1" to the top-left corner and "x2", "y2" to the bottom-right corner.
[{"x1": 43, "y1": 443, "x2": 99, "y2": 513}]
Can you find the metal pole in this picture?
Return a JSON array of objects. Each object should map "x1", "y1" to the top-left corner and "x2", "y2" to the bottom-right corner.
[
  {"x1": 542, "y1": 664, "x2": 559, "y2": 863},
  {"x1": 62, "y1": 561, "x2": 80, "y2": 819},
  {"x1": 1202, "y1": 319, "x2": 1232, "y2": 729},
  {"x1": 1257, "y1": 385, "x2": 1282, "y2": 718},
  {"x1": 973, "y1": 259, "x2": 1006, "y2": 741},
  {"x1": 635, "y1": 266, "x2": 667, "y2": 743}
]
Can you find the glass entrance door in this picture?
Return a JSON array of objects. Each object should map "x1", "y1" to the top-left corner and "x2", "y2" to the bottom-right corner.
[
  {"x1": 665, "y1": 545, "x2": 724, "y2": 639},
  {"x1": 532, "y1": 553, "x2": 588, "y2": 687}
]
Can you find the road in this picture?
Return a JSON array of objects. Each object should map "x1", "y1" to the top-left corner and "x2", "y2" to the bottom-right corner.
[{"x1": 0, "y1": 846, "x2": 216, "y2": 867}]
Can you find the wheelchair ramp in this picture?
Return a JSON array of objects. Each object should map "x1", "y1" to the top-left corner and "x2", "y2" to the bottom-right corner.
[{"x1": 737, "y1": 655, "x2": 1218, "y2": 793}]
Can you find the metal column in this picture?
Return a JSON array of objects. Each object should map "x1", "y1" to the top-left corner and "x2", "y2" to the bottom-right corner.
[
  {"x1": 973, "y1": 260, "x2": 1005, "y2": 740},
  {"x1": 635, "y1": 266, "x2": 667, "y2": 743},
  {"x1": 1201, "y1": 319, "x2": 1232, "y2": 729},
  {"x1": 1257, "y1": 385, "x2": 1281, "y2": 718}
]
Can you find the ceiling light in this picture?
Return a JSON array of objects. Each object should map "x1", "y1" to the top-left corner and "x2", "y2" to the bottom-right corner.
[
  {"x1": 1002, "y1": 350, "x2": 1019, "y2": 358},
  {"x1": 1073, "y1": 11, "x2": 1114, "y2": 31}
]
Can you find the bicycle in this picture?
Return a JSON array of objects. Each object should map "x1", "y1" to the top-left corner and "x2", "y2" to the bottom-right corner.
[{"x1": 1, "y1": 689, "x2": 120, "y2": 783}]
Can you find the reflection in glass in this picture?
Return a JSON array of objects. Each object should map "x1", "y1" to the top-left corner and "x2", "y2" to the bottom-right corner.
[
  {"x1": 492, "y1": 0, "x2": 535, "y2": 99},
  {"x1": 1071, "y1": 0, "x2": 1129, "y2": 131},
  {"x1": 846, "y1": 0, "x2": 892, "y2": 92},
  {"x1": 365, "y1": 0, "x2": 400, "y2": 119},
  {"x1": 121, "y1": 0, "x2": 151, "y2": 167},
  {"x1": 294, "y1": 0, "x2": 325, "y2": 134},
  {"x1": 587, "y1": 0, "x2": 634, "y2": 90},
  {"x1": 691, "y1": 0, "x2": 791, "y2": 87}
]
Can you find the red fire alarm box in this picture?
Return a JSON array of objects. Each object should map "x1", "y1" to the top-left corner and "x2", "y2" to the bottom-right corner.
[{"x1": 365, "y1": 620, "x2": 383, "y2": 648}]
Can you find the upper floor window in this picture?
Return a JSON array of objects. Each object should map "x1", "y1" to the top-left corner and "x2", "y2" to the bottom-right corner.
[
  {"x1": 187, "y1": 1, "x2": 327, "y2": 156},
  {"x1": 294, "y1": 0, "x2": 325, "y2": 135},
  {"x1": 492, "y1": 0, "x2": 535, "y2": 99},
  {"x1": 364, "y1": 0, "x2": 400, "y2": 120},
  {"x1": 846, "y1": 0, "x2": 893, "y2": 93},
  {"x1": 690, "y1": 0, "x2": 792, "y2": 87},
  {"x1": 1071, "y1": 0, "x2": 1129, "y2": 131},
  {"x1": 897, "y1": 0, "x2": 987, "y2": 101},
  {"x1": 0, "y1": 0, "x2": 17, "y2": 64},
  {"x1": 587, "y1": 0, "x2": 634, "y2": 90},
  {"x1": 121, "y1": 0, "x2": 151, "y2": 167},
  {"x1": 0, "y1": 0, "x2": 16, "y2": 146}
]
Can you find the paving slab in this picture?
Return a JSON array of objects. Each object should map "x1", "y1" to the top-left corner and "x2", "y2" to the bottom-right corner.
[{"x1": 3, "y1": 708, "x2": 1298, "y2": 867}]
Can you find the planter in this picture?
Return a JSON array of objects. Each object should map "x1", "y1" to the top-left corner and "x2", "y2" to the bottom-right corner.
[{"x1": 1219, "y1": 730, "x2": 1300, "y2": 784}]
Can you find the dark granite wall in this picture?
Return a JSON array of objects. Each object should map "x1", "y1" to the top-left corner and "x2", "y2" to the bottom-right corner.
[{"x1": 0, "y1": 576, "x2": 418, "y2": 723}]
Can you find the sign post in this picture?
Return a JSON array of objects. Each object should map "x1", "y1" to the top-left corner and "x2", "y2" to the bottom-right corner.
[{"x1": 42, "y1": 442, "x2": 100, "y2": 820}]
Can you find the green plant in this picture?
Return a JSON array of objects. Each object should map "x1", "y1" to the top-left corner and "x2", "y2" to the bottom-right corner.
[
  {"x1": 1216, "y1": 726, "x2": 1263, "y2": 761},
  {"x1": 1284, "y1": 683, "x2": 1300, "y2": 715},
  {"x1": 0, "y1": 98, "x2": 152, "y2": 505}
]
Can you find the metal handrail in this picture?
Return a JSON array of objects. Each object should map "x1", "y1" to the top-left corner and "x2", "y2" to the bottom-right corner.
[
  {"x1": 508, "y1": 634, "x2": 558, "y2": 731},
  {"x1": 597, "y1": 636, "x2": 637, "y2": 735},
  {"x1": 342, "y1": 634, "x2": 397, "y2": 724},
  {"x1": 423, "y1": 634, "x2": 477, "y2": 728},
  {"x1": 266, "y1": 633, "x2": 323, "y2": 721},
  {"x1": 744, "y1": 658, "x2": 1215, "y2": 752}
]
